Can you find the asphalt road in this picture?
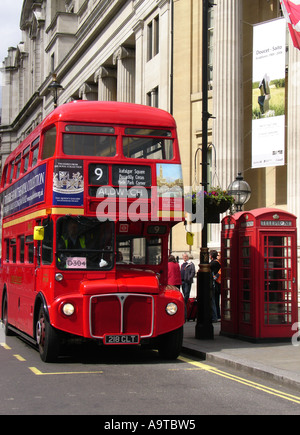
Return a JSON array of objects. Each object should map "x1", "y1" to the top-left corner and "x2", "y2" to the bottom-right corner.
[{"x1": 1, "y1": 333, "x2": 300, "y2": 417}]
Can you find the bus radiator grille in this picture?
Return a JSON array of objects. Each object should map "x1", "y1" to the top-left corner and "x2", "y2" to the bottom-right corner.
[{"x1": 90, "y1": 294, "x2": 154, "y2": 339}]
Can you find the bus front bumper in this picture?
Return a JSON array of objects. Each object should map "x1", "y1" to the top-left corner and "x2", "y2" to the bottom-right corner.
[{"x1": 50, "y1": 288, "x2": 185, "y2": 343}]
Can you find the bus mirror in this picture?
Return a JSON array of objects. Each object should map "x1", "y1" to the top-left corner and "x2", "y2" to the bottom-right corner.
[
  {"x1": 186, "y1": 232, "x2": 194, "y2": 246},
  {"x1": 34, "y1": 226, "x2": 45, "y2": 241}
]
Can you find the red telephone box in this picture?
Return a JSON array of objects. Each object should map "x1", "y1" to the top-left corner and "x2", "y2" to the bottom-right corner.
[
  {"x1": 220, "y1": 213, "x2": 243, "y2": 336},
  {"x1": 221, "y1": 208, "x2": 298, "y2": 340}
]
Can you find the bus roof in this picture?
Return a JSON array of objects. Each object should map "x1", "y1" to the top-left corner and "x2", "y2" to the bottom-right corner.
[{"x1": 42, "y1": 101, "x2": 177, "y2": 129}]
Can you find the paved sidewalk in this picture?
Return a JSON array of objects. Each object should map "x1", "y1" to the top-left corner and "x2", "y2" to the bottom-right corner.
[{"x1": 182, "y1": 320, "x2": 300, "y2": 390}]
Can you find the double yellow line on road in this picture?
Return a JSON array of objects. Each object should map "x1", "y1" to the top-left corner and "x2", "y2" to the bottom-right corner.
[{"x1": 178, "y1": 355, "x2": 300, "y2": 405}]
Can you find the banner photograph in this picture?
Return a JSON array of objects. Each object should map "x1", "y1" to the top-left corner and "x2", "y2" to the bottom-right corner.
[{"x1": 252, "y1": 18, "x2": 286, "y2": 169}]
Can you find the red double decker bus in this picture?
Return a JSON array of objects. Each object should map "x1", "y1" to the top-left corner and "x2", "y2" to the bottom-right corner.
[{"x1": 0, "y1": 101, "x2": 185, "y2": 362}]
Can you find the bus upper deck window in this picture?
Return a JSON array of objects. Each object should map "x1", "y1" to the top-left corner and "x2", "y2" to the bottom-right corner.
[
  {"x1": 22, "y1": 145, "x2": 30, "y2": 173},
  {"x1": 9, "y1": 161, "x2": 14, "y2": 184},
  {"x1": 1, "y1": 165, "x2": 8, "y2": 187},
  {"x1": 31, "y1": 137, "x2": 40, "y2": 167},
  {"x1": 15, "y1": 154, "x2": 21, "y2": 179},
  {"x1": 63, "y1": 125, "x2": 116, "y2": 157},
  {"x1": 42, "y1": 126, "x2": 57, "y2": 160},
  {"x1": 123, "y1": 128, "x2": 173, "y2": 160}
]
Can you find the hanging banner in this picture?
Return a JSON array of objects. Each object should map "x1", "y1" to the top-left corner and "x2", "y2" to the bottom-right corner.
[
  {"x1": 280, "y1": 0, "x2": 300, "y2": 50},
  {"x1": 252, "y1": 18, "x2": 286, "y2": 169}
]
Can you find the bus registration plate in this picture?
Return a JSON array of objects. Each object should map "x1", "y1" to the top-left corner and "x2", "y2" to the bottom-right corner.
[{"x1": 104, "y1": 334, "x2": 140, "y2": 345}]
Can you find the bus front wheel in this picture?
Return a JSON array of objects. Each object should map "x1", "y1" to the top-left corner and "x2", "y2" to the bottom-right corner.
[
  {"x1": 158, "y1": 326, "x2": 183, "y2": 360},
  {"x1": 36, "y1": 306, "x2": 60, "y2": 362}
]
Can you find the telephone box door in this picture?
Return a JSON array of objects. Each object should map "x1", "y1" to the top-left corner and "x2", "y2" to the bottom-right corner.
[
  {"x1": 220, "y1": 214, "x2": 242, "y2": 336},
  {"x1": 260, "y1": 231, "x2": 298, "y2": 338}
]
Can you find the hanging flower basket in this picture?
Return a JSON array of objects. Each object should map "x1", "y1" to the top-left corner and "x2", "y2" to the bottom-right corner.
[
  {"x1": 205, "y1": 198, "x2": 232, "y2": 223},
  {"x1": 188, "y1": 188, "x2": 235, "y2": 224}
]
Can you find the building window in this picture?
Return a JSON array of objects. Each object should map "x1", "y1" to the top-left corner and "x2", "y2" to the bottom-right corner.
[
  {"x1": 147, "y1": 87, "x2": 159, "y2": 108},
  {"x1": 148, "y1": 16, "x2": 159, "y2": 61},
  {"x1": 51, "y1": 53, "x2": 55, "y2": 73}
]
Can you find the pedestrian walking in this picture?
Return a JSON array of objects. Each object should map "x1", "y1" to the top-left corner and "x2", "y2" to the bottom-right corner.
[
  {"x1": 210, "y1": 250, "x2": 221, "y2": 322},
  {"x1": 168, "y1": 255, "x2": 182, "y2": 289},
  {"x1": 180, "y1": 253, "x2": 195, "y2": 303}
]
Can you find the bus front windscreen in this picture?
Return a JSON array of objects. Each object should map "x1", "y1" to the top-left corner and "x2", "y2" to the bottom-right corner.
[{"x1": 56, "y1": 217, "x2": 114, "y2": 270}]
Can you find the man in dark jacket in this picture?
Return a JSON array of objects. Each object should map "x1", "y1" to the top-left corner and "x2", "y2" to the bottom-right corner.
[
  {"x1": 210, "y1": 250, "x2": 221, "y2": 321},
  {"x1": 180, "y1": 253, "x2": 195, "y2": 303}
]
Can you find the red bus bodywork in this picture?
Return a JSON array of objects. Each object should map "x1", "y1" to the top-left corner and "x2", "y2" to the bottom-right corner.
[{"x1": 0, "y1": 101, "x2": 185, "y2": 361}]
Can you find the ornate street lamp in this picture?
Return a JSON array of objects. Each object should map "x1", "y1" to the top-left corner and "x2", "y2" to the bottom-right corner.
[
  {"x1": 48, "y1": 73, "x2": 63, "y2": 109},
  {"x1": 227, "y1": 173, "x2": 251, "y2": 212}
]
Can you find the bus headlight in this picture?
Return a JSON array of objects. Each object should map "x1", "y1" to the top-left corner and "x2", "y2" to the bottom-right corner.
[
  {"x1": 166, "y1": 302, "x2": 178, "y2": 316},
  {"x1": 55, "y1": 273, "x2": 64, "y2": 282},
  {"x1": 62, "y1": 303, "x2": 75, "y2": 316}
]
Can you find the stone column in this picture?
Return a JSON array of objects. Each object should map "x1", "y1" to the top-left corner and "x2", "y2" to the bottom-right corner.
[
  {"x1": 133, "y1": 20, "x2": 144, "y2": 105},
  {"x1": 94, "y1": 66, "x2": 117, "y2": 101},
  {"x1": 113, "y1": 46, "x2": 136, "y2": 103},
  {"x1": 212, "y1": 0, "x2": 243, "y2": 188},
  {"x1": 211, "y1": 0, "x2": 243, "y2": 246},
  {"x1": 78, "y1": 83, "x2": 98, "y2": 101}
]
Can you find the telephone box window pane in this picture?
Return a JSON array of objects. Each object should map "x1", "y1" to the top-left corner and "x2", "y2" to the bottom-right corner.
[
  {"x1": 224, "y1": 269, "x2": 231, "y2": 278},
  {"x1": 243, "y1": 303, "x2": 251, "y2": 312},
  {"x1": 242, "y1": 269, "x2": 250, "y2": 279},
  {"x1": 224, "y1": 311, "x2": 231, "y2": 321},
  {"x1": 224, "y1": 301, "x2": 231, "y2": 310},
  {"x1": 242, "y1": 280, "x2": 250, "y2": 290},
  {"x1": 242, "y1": 237, "x2": 249, "y2": 246},
  {"x1": 242, "y1": 258, "x2": 250, "y2": 266},
  {"x1": 224, "y1": 289, "x2": 230, "y2": 299},
  {"x1": 243, "y1": 291, "x2": 250, "y2": 301},
  {"x1": 243, "y1": 313, "x2": 251, "y2": 323},
  {"x1": 242, "y1": 247, "x2": 250, "y2": 257}
]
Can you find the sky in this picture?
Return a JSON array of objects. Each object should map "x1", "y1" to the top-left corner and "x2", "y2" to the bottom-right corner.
[{"x1": 0, "y1": 0, "x2": 24, "y2": 106}]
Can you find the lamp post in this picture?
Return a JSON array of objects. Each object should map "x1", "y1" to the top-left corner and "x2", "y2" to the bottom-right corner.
[
  {"x1": 195, "y1": 0, "x2": 214, "y2": 340},
  {"x1": 227, "y1": 173, "x2": 251, "y2": 212},
  {"x1": 48, "y1": 73, "x2": 63, "y2": 109}
]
